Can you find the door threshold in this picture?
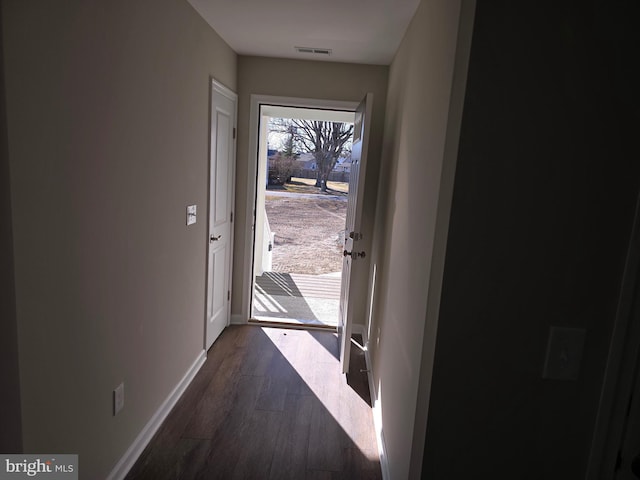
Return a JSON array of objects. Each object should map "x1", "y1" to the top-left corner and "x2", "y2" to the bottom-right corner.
[{"x1": 248, "y1": 317, "x2": 337, "y2": 332}]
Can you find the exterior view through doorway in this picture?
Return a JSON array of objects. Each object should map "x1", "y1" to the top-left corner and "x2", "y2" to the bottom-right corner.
[
  {"x1": 251, "y1": 105, "x2": 354, "y2": 329},
  {"x1": 242, "y1": 93, "x2": 373, "y2": 374}
]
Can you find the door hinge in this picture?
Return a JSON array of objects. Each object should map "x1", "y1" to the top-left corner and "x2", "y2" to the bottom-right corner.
[
  {"x1": 230, "y1": 211, "x2": 233, "y2": 223},
  {"x1": 227, "y1": 290, "x2": 231, "y2": 301},
  {"x1": 233, "y1": 127, "x2": 236, "y2": 139}
]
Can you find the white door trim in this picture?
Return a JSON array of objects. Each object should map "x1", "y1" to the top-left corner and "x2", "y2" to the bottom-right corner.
[
  {"x1": 205, "y1": 78, "x2": 237, "y2": 349},
  {"x1": 240, "y1": 94, "x2": 359, "y2": 324}
]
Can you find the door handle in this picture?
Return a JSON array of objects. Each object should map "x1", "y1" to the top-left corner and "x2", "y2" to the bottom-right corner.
[
  {"x1": 210, "y1": 234, "x2": 222, "y2": 242},
  {"x1": 344, "y1": 250, "x2": 366, "y2": 259}
]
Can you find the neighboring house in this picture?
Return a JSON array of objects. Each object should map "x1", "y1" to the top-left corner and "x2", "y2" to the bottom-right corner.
[
  {"x1": 296, "y1": 152, "x2": 316, "y2": 170},
  {"x1": 1, "y1": 1, "x2": 637, "y2": 480},
  {"x1": 333, "y1": 155, "x2": 351, "y2": 173},
  {"x1": 294, "y1": 152, "x2": 350, "y2": 173}
]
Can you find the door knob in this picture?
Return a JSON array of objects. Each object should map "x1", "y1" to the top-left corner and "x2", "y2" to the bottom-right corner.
[
  {"x1": 210, "y1": 234, "x2": 222, "y2": 242},
  {"x1": 344, "y1": 250, "x2": 366, "y2": 259}
]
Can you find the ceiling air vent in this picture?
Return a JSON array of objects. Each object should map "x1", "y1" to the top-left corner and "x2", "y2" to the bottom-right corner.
[{"x1": 295, "y1": 46, "x2": 332, "y2": 56}]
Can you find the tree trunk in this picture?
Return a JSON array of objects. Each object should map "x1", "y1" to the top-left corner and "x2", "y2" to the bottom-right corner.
[
  {"x1": 314, "y1": 152, "x2": 324, "y2": 187},
  {"x1": 320, "y1": 169, "x2": 331, "y2": 192}
]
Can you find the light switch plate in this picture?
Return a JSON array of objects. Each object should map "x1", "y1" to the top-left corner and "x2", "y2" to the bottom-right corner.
[
  {"x1": 186, "y1": 205, "x2": 197, "y2": 226},
  {"x1": 542, "y1": 326, "x2": 586, "y2": 380}
]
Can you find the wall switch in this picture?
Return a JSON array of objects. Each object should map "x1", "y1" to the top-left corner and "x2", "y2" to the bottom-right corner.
[
  {"x1": 113, "y1": 382, "x2": 124, "y2": 415},
  {"x1": 186, "y1": 205, "x2": 197, "y2": 226},
  {"x1": 542, "y1": 327, "x2": 586, "y2": 380}
]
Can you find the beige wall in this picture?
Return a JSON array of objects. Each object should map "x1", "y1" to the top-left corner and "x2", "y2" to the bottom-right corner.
[
  {"x1": 366, "y1": 0, "x2": 472, "y2": 478},
  {"x1": 233, "y1": 56, "x2": 388, "y2": 324},
  {"x1": 2, "y1": 0, "x2": 236, "y2": 477}
]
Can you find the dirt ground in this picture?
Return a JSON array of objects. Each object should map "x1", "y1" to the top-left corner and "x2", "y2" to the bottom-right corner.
[{"x1": 265, "y1": 194, "x2": 347, "y2": 275}]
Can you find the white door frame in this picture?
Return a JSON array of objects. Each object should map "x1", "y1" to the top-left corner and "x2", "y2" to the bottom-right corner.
[
  {"x1": 240, "y1": 94, "x2": 359, "y2": 324},
  {"x1": 205, "y1": 78, "x2": 237, "y2": 349}
]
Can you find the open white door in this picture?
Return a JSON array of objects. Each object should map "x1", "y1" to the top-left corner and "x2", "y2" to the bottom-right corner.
[
  {"x1": 206, "y1": 80, "x2": 237, "y2": 350},
  {"x1": 339, "y1": 93, "x2": 373, "y2": 374}
]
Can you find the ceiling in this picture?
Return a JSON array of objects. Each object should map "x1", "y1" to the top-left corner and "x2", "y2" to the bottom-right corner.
[{"x1": 186, "y1": 0, "x2": 421, "y2": 65}]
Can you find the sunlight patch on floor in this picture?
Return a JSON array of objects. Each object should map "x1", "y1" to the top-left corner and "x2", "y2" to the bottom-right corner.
[{"x1": 263, "y1": 327, "x2": 378, "y2": 461}]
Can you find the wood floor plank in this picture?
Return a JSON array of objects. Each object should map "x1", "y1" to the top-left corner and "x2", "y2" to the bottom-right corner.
[
  {"x1": 125, "y1": 329, "x2": 249, "y2": 476},
  {"x1": 125, "y1": 325, "x2": 381, "y2": 480},
  {"x1": 231, "y1": 323, "x2": 261, "y2": 348},
  {"x1": 152, "y1": 327, "x2": 247, "y2": 443},
  {"x1": 339, "y1": 342, "x2": 380, "y2": 459},
  {"x1": 126, "y1": 438, "x2": 211, "y2": 480},
  {"x1": 188, "y1": 376, "x2": 267, "y2": 479},
  {"x1": 307, "y1": 393, "x2": 345, "y2": 472},
  {"x1": 254, "y1": 345, "x2": 294, "y2": 411},
  {"x1": 286, "y1": 332, "x2": 315, "y2": 396},
  {"x1": 239, "y1": 330, "x2": 276, "y2": 376},
  {"x1": 332, "y1": 448, "x2": 382, "y2": 480},
  {"x1": 230, "y1": 409, "x2": 283, "y2": 479},
  {"x1": 182, "y1": 346, "x2": 248, "y2": 439},
  {"x1": 268, "y1": 394, "x2": 313, "y2": 480},
  {"x1": 306, "y1": 470, "x2": 333, "y2": 480},
  {"x1": 308, "y1": 330, "x2": 340, "y2": 360}
]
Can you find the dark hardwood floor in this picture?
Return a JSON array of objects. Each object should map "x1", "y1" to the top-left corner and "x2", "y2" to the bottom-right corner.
[{"x1": 125, "y1": 325, "x2": 381, "y2": 480}]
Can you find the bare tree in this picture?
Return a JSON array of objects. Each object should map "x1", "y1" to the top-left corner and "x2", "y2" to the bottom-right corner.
[
  {"x1": 291, "y1": 120, "x2": 353, "y2": 191},
  {"x1": 269, "y1": 117, "x2": 353, "y2": 191}
]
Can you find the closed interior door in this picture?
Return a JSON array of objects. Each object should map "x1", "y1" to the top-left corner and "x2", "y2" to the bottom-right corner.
[{"x1": 206, "y1": 81, "x2": 236, "y2": 350}]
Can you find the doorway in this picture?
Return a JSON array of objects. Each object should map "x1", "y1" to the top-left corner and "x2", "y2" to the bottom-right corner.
[
  {"x1": 250, "y1": 105, "x2": 355, "y2": 329},
  {"x1": 240, "y1": 93, "x2": 373, "y2": 374}
]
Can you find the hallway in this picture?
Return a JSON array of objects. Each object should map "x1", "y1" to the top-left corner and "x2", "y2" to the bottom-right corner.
[{"x1": 126, "y1": 326, "x2": 380, "y2": 479}]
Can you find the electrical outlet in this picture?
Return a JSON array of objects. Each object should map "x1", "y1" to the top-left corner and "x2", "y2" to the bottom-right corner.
[{"x1": 113, "y1": 382, "x2": 124, "y2": 416}]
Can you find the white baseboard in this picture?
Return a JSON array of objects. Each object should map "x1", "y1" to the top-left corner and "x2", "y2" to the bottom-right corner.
[
  {"x1": 106, "y1": 350, "x2": 207, "y2": 480},
  {"x1": 230, "y1": 314, "x2": 246, "y2": 325},
  {"x1": 353, "y1": 324, "x2": 391, "y2": 480},
  {"x1": 373, "y1": 398, "x2": 391, "y2": 480}
]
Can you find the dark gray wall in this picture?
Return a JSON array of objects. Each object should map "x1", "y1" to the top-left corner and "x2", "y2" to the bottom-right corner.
[
  {"x1": 0, "y1": 1, "x2": 22, "y2": 453},
  {"x1": 423, "y1": 1, "x2": 639, "y2": 478}
]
